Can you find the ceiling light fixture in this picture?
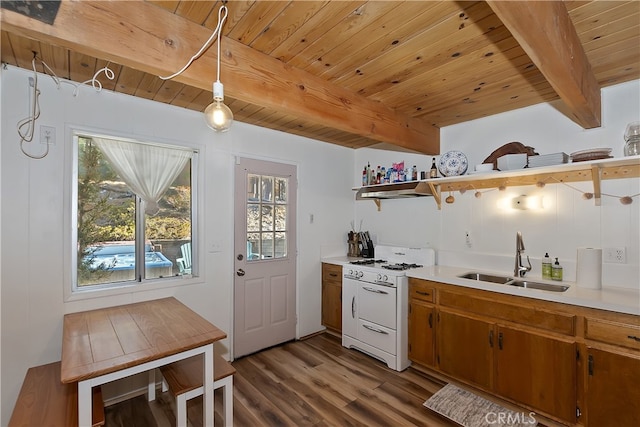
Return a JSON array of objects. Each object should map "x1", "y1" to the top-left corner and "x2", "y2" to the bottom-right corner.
[
  {"x1": 204, "y1": 2, "x2": 233, "y2": 132},
  {"x1": 159, "y1": 1, "x2": 233, "y2": 132}
]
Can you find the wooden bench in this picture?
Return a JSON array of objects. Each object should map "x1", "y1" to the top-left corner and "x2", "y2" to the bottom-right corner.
[
  {"x1": 160, "y1": 354, "x2": 235, "y2": 427},
  {"x1": 9, "y1": 361, "x2": 105, "y2": 427}
]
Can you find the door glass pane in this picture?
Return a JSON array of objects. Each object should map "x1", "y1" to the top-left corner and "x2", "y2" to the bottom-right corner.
[
  {"x1": 261, "y1": 232, "x2": 274, "y2": 259},
  {"x1": 261, "y1": 205, "x2": 273, "y2": 231},
  {"x1": 275, "y1": 232, "x2": 287, "y2": 257},
  {"x1": 247, "y1": 233, "x2": 260, "y2": 260},
  {"x1": 247, "y1": 174, "x2": 260, "y2": 201},
  {"x1": 245, "y1": 174, "x2": 288, "y2": 261},
  {"x1": 261, "y1": 177, "x2": 273, "y2": 202},
  {"x1": 275, "y1": 178, "x2": 287, "y2": 203},
  {"x1": 247, "y1": 204, "x2": 260, "y2": 232},
  {"x1": 275, "y1": 206, "x2": 286, "y2": 231}
]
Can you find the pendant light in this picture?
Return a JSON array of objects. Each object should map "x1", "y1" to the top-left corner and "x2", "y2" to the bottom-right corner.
[
  {"x1": 158, "y1": 1, "x2": 233, "y2": 132},
  {"x1": 204, "y1": 2, "x2": 233, "y2": 132}
]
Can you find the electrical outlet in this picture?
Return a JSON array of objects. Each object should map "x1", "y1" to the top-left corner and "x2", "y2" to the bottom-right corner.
[
  {"x1": 604, "y1": 247, "x2": 626, "y2": 264},
  {"x1": 465, "y1": 231, "x2": 472, "y2": 248},
  {"x1": 40, "y1": 125, "x2": 56, "y2": 145}
]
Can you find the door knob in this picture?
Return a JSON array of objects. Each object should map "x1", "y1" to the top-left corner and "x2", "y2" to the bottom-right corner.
[{"x1": 236, "y1": 268, "x2": 245, "y2": 277}]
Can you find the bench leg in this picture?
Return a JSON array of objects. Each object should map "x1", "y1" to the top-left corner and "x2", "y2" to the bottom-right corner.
[
  {"x1": 176, "y1": 393, "x2": 187, "y2": 427},
  {"x1": 148, "y1": 369, "x2": 156, "y2": 401}
]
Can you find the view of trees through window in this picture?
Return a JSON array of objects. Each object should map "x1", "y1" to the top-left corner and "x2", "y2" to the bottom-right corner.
[{"x1": 76, "y1": 136, "x2": 193, "y2": 287}]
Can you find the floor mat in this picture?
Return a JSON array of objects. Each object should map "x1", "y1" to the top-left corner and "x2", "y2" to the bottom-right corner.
[{"x1": 423, "y1": 383, "x2": 538, "y2": 427}]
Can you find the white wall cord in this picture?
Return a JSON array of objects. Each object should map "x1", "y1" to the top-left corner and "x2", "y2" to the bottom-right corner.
[
  {"x1": 158, "y1": 4, "x2": 228, "y2": 81},
  {"x1": 17, "y1": 55, "x2": 115, "y2": 159}
]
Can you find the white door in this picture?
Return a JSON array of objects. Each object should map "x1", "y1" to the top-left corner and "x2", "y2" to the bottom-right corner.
[{"x1": 233, "y1": 157, "x2": 297, "y2": 358}]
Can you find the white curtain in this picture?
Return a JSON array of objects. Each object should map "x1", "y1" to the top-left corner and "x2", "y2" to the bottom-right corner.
[{"x1": 93, "y1": 137, "x2": 192, "y2": 215}]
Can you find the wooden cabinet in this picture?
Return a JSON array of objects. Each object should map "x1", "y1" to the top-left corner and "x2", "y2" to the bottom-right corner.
[
  {"x1": 437, "y1": 309, "x2": 494, "y2": 389},
  {"x1": 408, "y1": 279, "x2": 436, "y2": 367},
  {"x1": 584, "y1": 348, "x2": 640, "y2": 427},
  {"x1": 494, "y1": 325, "x2": 576, "y2": 422},
  {"x1": 409, "y1": 279, "x2": 579, "y2": 424},
  {"x1": 321, "y1": 263, "x2": 342, "y2": 333},
  {"x1": 582, "y1": 314, "x2": 640, "y2": 426}
]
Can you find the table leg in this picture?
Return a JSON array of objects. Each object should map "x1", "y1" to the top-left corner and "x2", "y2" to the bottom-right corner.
[
  {"x1": 78, "y1": 380, "x2": 92, "y2": 427},
  {"x1": 203, "y1": 344, "x2": 215, "y2": 426}
]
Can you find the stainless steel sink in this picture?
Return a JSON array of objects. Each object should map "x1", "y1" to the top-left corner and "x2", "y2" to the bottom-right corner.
[
  {"x1": 458, "y1": 272, "x2": 569, "y2": 292},
  {"x1": 510, "y1": 280, "x2": 569, "y2": 292},
  {"x1": 458, "y1": 272, "x2": 513, "y2": 284}
]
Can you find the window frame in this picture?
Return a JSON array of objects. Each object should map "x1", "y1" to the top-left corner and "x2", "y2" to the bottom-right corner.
[{"x1": 64, "y1": 126, "x2": 202, "y2": 301}]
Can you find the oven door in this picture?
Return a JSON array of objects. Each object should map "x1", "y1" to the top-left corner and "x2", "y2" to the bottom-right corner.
[{"x1": 358, "y1": 282, "x2": 396, "y2": 329}]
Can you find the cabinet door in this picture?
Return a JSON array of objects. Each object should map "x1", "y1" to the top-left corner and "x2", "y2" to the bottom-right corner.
[
  {"x1": 586, "y1": 348, "x2": 640, "y2": 427},
  {"x1": 321, "y1": 280, "x2": 342, "y2": 332},
  {"x1": 408, "y1": 299, "x2": 435, "y2": 367},
  {"x1": 495, "y1": 326, "x2": 576, "y2": 423},
  {"x1": 438, "y1": 309, "x2": 493, "y2": 389}
]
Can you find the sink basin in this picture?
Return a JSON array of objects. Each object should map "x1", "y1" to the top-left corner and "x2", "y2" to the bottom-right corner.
[
  {"x1": 510, "y1": 280, "x2": 569, "y2": 292},
  {"x1": 458, "y1": 272, "x2": 569, "y2": 292},
  {"x1": 458, "y1": 272, "x2": 513, "y2": 284}
]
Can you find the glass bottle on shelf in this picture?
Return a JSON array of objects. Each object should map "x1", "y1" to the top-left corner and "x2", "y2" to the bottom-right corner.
[
  {"x1": 624, "y1": 121, "x2": 640, "y2": 156},
  {"x1": 429, "y1": 158, "x2": 438, "y2": 178}
]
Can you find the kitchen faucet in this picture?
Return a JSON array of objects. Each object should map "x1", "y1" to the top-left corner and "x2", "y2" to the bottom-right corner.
[{"x1": 514, "y1": 231, "x2": 532, "y2": 277}]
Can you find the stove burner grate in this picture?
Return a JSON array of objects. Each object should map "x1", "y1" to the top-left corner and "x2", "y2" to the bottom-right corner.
[
  {"x1": 381, "y1": 263, "x2": 423, "y2": 271},
  {"x1": 350, "y1": 259, "x2": 386, "y2": 265}
]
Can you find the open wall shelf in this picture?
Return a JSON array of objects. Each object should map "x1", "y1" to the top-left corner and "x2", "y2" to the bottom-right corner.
[{"x1": 354, "y1": 156, "x2": 640, "y2": 210}]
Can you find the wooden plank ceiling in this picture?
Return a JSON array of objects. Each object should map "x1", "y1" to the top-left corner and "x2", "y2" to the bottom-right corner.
[{"x1": 1, "y1": 1, "x2": 639, "y2": 154}]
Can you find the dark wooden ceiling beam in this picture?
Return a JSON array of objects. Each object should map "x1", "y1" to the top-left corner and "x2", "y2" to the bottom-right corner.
[
  {"x1": 1, "y1": 0, "x2": 439, "y2": 153},
  {"x1": 486, "y1": 0, "x2": 601, "y2": 129}
]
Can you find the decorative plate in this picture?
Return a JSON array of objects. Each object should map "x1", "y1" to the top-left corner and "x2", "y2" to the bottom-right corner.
[
  {"x1": 570, "y1": 148, "x2": 612, "y2": 162},
  {"x1": 439, "y1": 151, "x2": 468, "y2": 176}
]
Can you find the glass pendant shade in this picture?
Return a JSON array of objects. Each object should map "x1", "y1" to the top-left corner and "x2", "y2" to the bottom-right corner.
[{"x1": 204, "y1": 81, "x2": 233, "y2": 132}]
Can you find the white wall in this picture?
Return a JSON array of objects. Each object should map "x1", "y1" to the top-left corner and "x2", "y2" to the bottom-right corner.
[
  {"x1": 0, "y1": 65, "x2": 353, "y2": 423},
  {"x1": 355, "y1": 79, "x2": 640, "y2": 288}
]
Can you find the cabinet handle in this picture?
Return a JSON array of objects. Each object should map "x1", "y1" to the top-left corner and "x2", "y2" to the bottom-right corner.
[
  {"x1": 329, "y1": 273, "x2": 338, "y2": 277},
  {"x1": 489, "y1": 330, "x2": 494, "y2": 347},
  {"x1": 363, "y1": 286, "x2": 388, "y2": 294},
  {"x1": 363, "y1": 324, "x2": 389, "y2": 335},
  {"x1": 498, "y1": 332, "x2": 503, "y2": 350},
  {"x1": 627, "y1": 335, "x2": 640, "y2": 342},
  {"x1": 417, "y1": 291, "x2": 430, "y2": 296},
  {"x1": 588, "y1": 354, "x2": 594, "y2": 376},
  {"x1": 428, "y1": 312, "x2": 433, "y2": 329}
]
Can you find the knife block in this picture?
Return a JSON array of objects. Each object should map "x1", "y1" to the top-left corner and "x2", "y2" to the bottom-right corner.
[{"x1": 348, "y1": 238, "x2": 360, "y2": 257}]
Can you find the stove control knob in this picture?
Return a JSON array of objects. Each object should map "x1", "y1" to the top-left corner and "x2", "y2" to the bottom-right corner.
[
  {"x1": 357, "y1": 270, "x2": 364, "y2": 278},
  {"x1": 347, "y1": 269, "x2": 353, "y2": 276},
  {"x1": 376, "y1": 273, "x2": 383, "y2": 282},
  {"x1": 382, "y1": 275, "x2": 388, "y2": 282}
]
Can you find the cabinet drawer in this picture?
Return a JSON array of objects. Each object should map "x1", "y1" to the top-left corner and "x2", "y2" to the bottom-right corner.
[
  {"x1": 322, "y1": 263, "x2": 342, "y2": 282},
  {"x1": 409, "y1": 281, "x2": 434, "y2": 303},
  {"x1": 358, "y1": 319, "x2": 396, "y2": 354},
  {"x1": 439, "y1": 290, "x2": 575, "y2": 336},
  {"x1": 585, "y1": 317, "x2": 640, "y2": 351}
]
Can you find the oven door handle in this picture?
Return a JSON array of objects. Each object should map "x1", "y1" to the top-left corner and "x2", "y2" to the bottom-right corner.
[
  {"x1": 351, "y1": 296, "x2": 356, "y2": 318},
  {"x1": 362, "y1": 324, "x2": 389, "y2": 335},
  {"x1": 362, "y1": 286, "x2": 388, "y2": 295}
]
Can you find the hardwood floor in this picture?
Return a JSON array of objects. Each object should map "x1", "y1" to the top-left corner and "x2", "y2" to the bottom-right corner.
[{"x1": 105, "y1": 333, "x2": 459, "y2": 426}]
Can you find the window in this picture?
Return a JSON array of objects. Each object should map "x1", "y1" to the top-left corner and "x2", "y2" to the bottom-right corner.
[
  {"x1": 73, "y1": 133, "x2": 197, "y2": 291},
  {"x1": 246, "y1": 174, "x2": 288, "y2": 260}
]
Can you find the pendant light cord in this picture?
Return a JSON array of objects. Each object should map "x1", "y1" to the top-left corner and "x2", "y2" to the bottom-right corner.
[{"x1": 159, "y1": 4, "x2": 228, "y2": 81}]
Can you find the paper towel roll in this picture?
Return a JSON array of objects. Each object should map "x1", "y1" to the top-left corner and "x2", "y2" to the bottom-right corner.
[{"x1": 576, "y1": 248, "x2": 602, "y2": 289}]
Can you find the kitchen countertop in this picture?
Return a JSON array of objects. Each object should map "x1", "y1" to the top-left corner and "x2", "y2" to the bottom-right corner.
[{"x1": 321, "y1": 257, "x2": 640, "y2": 316}]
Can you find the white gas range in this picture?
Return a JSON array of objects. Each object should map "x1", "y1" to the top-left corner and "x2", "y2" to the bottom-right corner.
[{"x1": 342, "y1": 245, "x2": 435, "y2": 371}]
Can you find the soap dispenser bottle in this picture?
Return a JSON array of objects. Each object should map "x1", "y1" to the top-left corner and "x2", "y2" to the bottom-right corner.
[
  {"x1": 551, "y1": 258, "x2": 563, "y2": 281},
  {"x1": 542, "y1": 253, "x2": 552, "y2": 279}
]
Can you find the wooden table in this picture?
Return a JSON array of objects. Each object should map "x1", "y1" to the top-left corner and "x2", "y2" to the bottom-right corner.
[{"x1": 61, "y1": 297, "x2": 226, "y2": 426}]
